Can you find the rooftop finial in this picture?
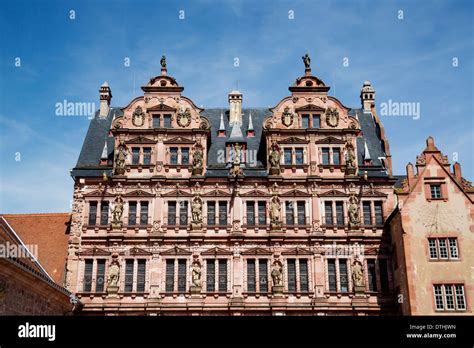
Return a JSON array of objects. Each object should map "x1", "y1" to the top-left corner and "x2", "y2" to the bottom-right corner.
[
  {"x1": 302, "y1": 53, "x2": 311, "y2": 71},
  {"x1": 160, "y1": 55, "x2": 167, "y2": 76}
]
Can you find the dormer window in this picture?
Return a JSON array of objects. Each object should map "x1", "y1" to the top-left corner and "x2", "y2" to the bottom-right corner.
[{"x1": 430, "y1": 184, "x2": 442, "y2": 199}]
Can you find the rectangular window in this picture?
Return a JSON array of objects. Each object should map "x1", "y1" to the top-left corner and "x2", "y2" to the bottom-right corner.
[
  {"x1": 295, "y1": 148, "x2": 304, "y2": 165},
  {"x1": 177, "y1": 259, "x2": 187, "y2": 292},
  {"x1": 327, "y1": 259, "x2": 336, "y2": 292},
  {"x1": 165, "y1": 260, "x2": 175, "y2": 292},
  {"x1": 325, "y1": 202, "x2": 333, "y2": 225},
  {"x1": 322, "y1": 148, "x2": 330, "y2": 165},
  {"x1": 333, "y1": 148, "x2": 341, "y2": 165},
  {"x1": 299, "y1": 259, "x2": 309, "y2": 292},
  {"x1": 218, "y1": 260, "x2": 227, "y2": 292},
  {"x1": 88, "y1": 201, "x2": 97, "y2": 225},
  {"x1": 247, "y1": 259, "x2": 256, "y2": 292},
  {"x1": 379, "y1": 259, "x2": 389, "y2": 292},
  {"x1": 363, "y1": 202, "x2": 372, "y2": 225},
  {"x1": 287, "y1": 259, "x2": 296, "y2": 292},
  {"x1": 143, "y1": 147, "x2": 151, "y2": 165},
  {"x1": 247, "y1": 202, "x2": 255, "y2": 226},
  {"x1": 434, "y1": 285, "x2": 444, "y2": 310},
  {"x1": 100, "y1": 201, "x2": 109, "y2": 225},
  {"x1": 301, "y1": 114, "x2": 309, "y2": 128},
  {"x1": 219, "y1": 202, "x2": 227, "y2": 225},
  {"x1": 286, "y1": 201, "x2": 294, "y2": 225},
  {"x1": 181, "y1": 147, "x2": 190, "y2": 165},
  {"x1": 335, "y1": 202, "x2": 344, "y2": 226},
  {"x1": 131, "y1": 148, "x2": 140, "y2": 165},
  {"x1": 374, "y1": 201, "x2": 383, "y2": 225},
  {"x1": 449, "y1": 238, "x2": 459, "y2": 258},
  {"x1": 152, "y1": 115, "x2": 161, "y2": 128},
  {"x1": 136, "y1": 260, "x2": 146, "y2": 292},
  {"x1": 140, "y1": 202, "x2": 149, "y2": 225},
  {"x1": 179, "y1": 201, "x2": 188, "y2": 225},
  {"x1": 445, "y1": 285, "x2": 455, "y2": 310},
  {"x1": 128, "y1": 202, "x2": 137, "y2": 226},
  {"x1": 83, "y1": 259, "x2": 93, "y2": 292},
  {"x1": 170, "y1": 147, "x2": 178, "y2": 165},
  {"x1": 339, "y1": 259, "x2": 348, "y2": 293},
  {"x1": 124, "y1": 260, "x2": 134, "y2": 292},
  {"x1": 297, "y1": 201, "x2": 306, "y2": 225},
  {"x1": 207, "y1": 202, "x2": 216, "y2": 226},
  {"x1": 439, "y1": 239, "x2": 449, "y2": 259},
  {"x1": 96, "y1": 259, "x2": 106, "y2": 293},
  {"x1": 163, "y1": 114, "x2": 172, "y2": 128},
  {"x1": 284, "y1": 148, "x2": 292, "y2": 165},
  {"x1": 259, "y1": 260, "x2": 268, "y2": 293},
  {"x1": 367, "y1": 259, "x2": 377, "y2": 291},
  {"x1": 168, "y1": 201, "x2": 176, "y2": 225},
  {"x1": 312, "y1": 115, "x2": 320, "y2": 128},
  {"x1": 430, "y1": 184, "x2": 442, "y2": 199},
  {"x1": 455, "y1": 285, "x2": 466, "y2": 310},
  {"x1": 258, "y1": 201, "x2": 266, "y2": 225},
  {"x1": 206, "y1": 260, "x2": 215, "y2": 292},
  {"x1": 428, "y1": 239, "x2": 438, "y2": 259}
]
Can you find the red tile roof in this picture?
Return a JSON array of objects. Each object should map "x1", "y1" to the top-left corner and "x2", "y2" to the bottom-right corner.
[{"x1": 1, "y1": 213, "x2": 70, "y2": 285}]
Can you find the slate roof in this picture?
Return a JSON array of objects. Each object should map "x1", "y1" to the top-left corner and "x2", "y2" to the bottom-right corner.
[{"x1": 72, "y1": 106, "x2": 391, "y2": 179}]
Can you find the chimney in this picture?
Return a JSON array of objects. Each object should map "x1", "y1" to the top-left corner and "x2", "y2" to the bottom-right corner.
[
  {"x1": 99, "y1": 81, "x2": 112, "y2": 117},
  {"x1": 360, "y1": 81, "x2": 375, "y2": 112},
  {"x1": 228, "y1": 90, "x2": 242, "y2": 126},
  {"x1": 406, "y1": 162, "x2": 414, "y2": 188},
  {"x1": 453, "y1": 162, "x2": 462, "y2": 182}
]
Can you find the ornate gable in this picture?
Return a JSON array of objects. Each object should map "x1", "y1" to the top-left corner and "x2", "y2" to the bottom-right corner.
[
  {"x1": 241, "y1": 247, "x2": 273, "y2": 256},
  {"x1": 318, "y1": 189, "x2": 347, "y2": 197},
  {"x1": 121, "y1": 247, "x2": 152, "y2": 256},
  {"x1": 315, "y1": 136, "x2": 346, "y2": 145},
  {"x1": 123, "y1": 190, "x2": 155, "y2": 198},
  {"x1": 201, "y1": 247, "x2": 232, "y2": 256},
  {"x1": 202, "y1": 190, "x2": 231, "y2": 197},
  {"x1": 78, "y1": 247, "x2": 110, "y2": 256},
  {"x1": 240, "y1": 189, "x2": 271, "y2": 198},
  {"x1": 160, "y1": 246, "x2": 192, "y2": 256},
  {"x1": 281, "y1": 247, "x2": 312, "y2": 255},
  {"x1": 161, "y1": 189, "x2": 192, "y2": 198}
]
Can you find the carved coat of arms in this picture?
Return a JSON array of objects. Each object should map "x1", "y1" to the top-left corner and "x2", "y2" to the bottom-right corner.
[
  {"x1": 177, "y1": 106, "x2": 191, "y2": 127},
  {"x1": 281, "y1": 106, "x2": 294, "y2": 127},
  {"x1": 132, "y1": 106, "x2": 145, "y2": 127},
  {"x1": 325, "y1": 107, "x2": 339, "y2": 127}
]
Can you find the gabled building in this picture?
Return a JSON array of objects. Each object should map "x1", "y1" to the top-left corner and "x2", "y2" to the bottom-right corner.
[
  {"x1": 65, "y1": 56, "x2": 405, "y2": 315},
  {"x1": 389, "y1": 137, "x2": 473, "y2": 315}
]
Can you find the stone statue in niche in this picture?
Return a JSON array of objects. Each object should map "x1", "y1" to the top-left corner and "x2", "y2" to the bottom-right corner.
[
  {"x1": 191, "y1": 261, "x2": 201, "y2": 287},
  {"x1": 269, "y1": 195, "x2": 282, "y2": 230},
  {"x1": 348, "y1": 195, "x2": 360, "y2": 229},
  {"x1": 192, "y1": 144, "x2": 204, "y2": 176},
  {"x1": 271, "y1": 261, "x2": 283, "y2": 286},
  {"x1": 114, "y1": 141, "x2": 127, "y2": 175},
  {"x1": 111, "y1": 195, "x2": 124, "y2": 229},
  {"x1": 132, "y1": 105, "x2": 145, "y2": 127},
  {"x1": 352, "y1": 260, "x2": 365, "y2": 294},
  {"x1": 107, "y1": 261, "x2": 120, "y2": 295},
  {"x1": 191, "y1": 195, "x2": 203, "y2": 230},
  {"x1": 325, "y1": 107, "x2": 339, "y2": 127},
  {"x1": 345, "y1": 143, "x2": 357, "y2": 175},
  {"x1": 302, "y1": 53, "x2": 311, "y2": 69},
  {"x1": 269, "y1": 141, "x2": 281, "y2": 175}
]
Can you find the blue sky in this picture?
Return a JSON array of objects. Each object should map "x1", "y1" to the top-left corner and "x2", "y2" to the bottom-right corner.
[{"x1": 0, "y1": 0, "x2": 472, "y2": 213}]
